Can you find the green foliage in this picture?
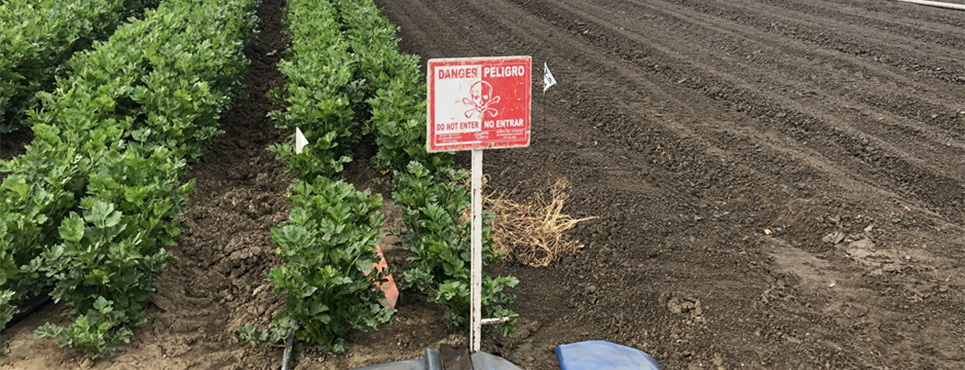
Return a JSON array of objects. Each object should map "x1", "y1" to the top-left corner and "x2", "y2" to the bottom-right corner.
[
  {"x1": 335, "y1": 0, "x2": 452, "y2": 173},
  {"x1": 268, "y1": 176, "x2": 394, "y2": 354},
  {"x1": 234, "y1": 322, "x2": 270, "y2": 344},
  {"x1": 259, "y1": 0, "x2": 397, "y2": 356},
  {"x1": 43, "y1": 196, "x2": 177, "y2": 319},
  {"x1": 0, "y1": 148, "x2": 89, "y2": 306},
  {"x1": 0, "y1": 0, "x2": 260, "y2": 357},
  {"x1": 392, "y1": 162, "x2": 518, "y2": 336},
  {"x1": 335, "y1": 0, "x2": 519, "y2": 335},
  {"x1": 264, "y1": 0, "x2": 520, "y2": 352},
  {"x1": 36, "y1": 297, "x2": 134, "y2": 358},
  {"x1": 432, "y1": 276, "x2": 519, "y2": 337},
  {"x1": 0, "y1": 223, "x2": 16, "y2": 343},
  {"x1": 268, "y1": 0, "x2": 365, "y2": 179},
  {"x1": 0, "y1": 0, "x2": 160, "y2": 132}
]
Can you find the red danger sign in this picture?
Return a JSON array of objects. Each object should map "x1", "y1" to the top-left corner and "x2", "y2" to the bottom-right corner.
[{"x1": 427, "y1": 56, "x2": 532, "y2": 152}]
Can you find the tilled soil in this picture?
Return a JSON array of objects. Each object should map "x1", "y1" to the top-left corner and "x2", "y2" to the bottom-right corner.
[
  {"x1": 371, "y1": 0, "x2": 965, "y2": 369},
  {"x1": 2, "y1": 0, "x2": 964, "y2": 369}
]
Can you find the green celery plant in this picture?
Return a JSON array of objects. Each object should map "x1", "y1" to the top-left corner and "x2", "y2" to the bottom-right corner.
[
  {"x1": 337, "y1": 0, "x2": 453, "y2": 173},
  {"x1": 35, "y1": 197, "x2": 176, "y2": 358},
  {"x1": 268, "y1": 0, "x2": 365, "y2": 179},
  {"x1": 0, "y1": 0, "x2": 160, "y2": 132},
  {"x1": 0, "y1": 0, "x2": 260, "y2": 357},
  {"x1": 331, "y1": 0, "x2": 519, "y2": 337},
  {"x1": 0, "y1": 224, "x2": 17, "y2": 341},
  {"x1": 264, "y1": 176, "x2": 394, "y2": 354},
  {"x1": 393, "y1": 162, "x2": 518, "y2": 336}
]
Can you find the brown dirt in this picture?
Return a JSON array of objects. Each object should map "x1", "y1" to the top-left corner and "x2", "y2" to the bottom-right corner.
[
  {"x1": 368, "y1": 0, "x2": 965, "y2": 369},
  {"x1": 0, "y1": 128, "x2": 33, "y2": 183},
  {"x1": 3, "y1": 0, "x2": 965, "y2": 369},
  {"x1": 0, "y1": 129, "x2": 31, "y2": 162}
]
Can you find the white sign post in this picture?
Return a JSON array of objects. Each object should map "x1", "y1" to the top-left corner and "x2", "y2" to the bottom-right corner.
[
  {"x1": 470, "y1": 148, "x2": 484, "y2": 352},
  {"x1": 427, "y1": 56, "x2": 532, "y2": 352}
]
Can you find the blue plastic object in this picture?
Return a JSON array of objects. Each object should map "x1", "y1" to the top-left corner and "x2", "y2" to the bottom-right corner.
[
  {"x1": 556, "y1": 341, "x2": 661, "y2": 370},
  {"x1": 353, "y1": 348, "x2": 524, "y2": 370}
]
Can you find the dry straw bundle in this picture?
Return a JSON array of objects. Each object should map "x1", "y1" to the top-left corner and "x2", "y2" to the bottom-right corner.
[{"x1": 481, "y1": 179, "x2": 596, "y2": 267}]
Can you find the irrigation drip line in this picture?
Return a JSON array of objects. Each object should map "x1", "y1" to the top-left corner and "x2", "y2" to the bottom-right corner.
[{"x1": 281, "y1": 319, "x2": 298, "y2": 370}]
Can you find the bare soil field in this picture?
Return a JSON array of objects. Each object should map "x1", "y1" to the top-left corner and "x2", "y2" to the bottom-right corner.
[
  {"x1": 2, "y1": 0, "x2": 964, "y2": 369},
  {"x1": 352, "y1": 0, "x2": 965, "y2": 368}
]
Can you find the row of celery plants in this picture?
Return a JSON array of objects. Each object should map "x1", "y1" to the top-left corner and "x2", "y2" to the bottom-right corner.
[
  {"x1": 0, "y1": 0, "x2": 260, "y2": 357},
  {"x1": 0, "y1": 0, "x2": 160, "y2": 132},
  {"x1": 236, "y1": 0, "x2": 395, "y2": 355},
  {"x1": 335, "y1": 0, "x2": 519, "y2": 337},
  {"x1": 242, "y1": 0, "x2": 518, "y2": 356}
]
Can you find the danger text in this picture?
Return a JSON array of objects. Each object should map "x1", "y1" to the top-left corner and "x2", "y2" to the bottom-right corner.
[{"x1": 438, "y1": 68, "x2": 478, "y2": 79}]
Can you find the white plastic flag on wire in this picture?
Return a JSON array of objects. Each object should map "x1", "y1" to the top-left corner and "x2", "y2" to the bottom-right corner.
[
  {"x1": 543, "y1": 62, "x2": 557, "y2": 93},
  {"x1": 295, "y1": 127, "x2": 308, "y2": 154}
]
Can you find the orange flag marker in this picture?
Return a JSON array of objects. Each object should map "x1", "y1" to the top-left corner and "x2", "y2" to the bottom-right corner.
[{"x1": 364, "y1": 245, "x2": 399, "y2": 309}]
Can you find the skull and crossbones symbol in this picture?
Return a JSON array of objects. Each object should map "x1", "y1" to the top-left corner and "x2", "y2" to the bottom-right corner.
[{"x1": 462, "y1": 80, "x2": 500, "y2": 119}]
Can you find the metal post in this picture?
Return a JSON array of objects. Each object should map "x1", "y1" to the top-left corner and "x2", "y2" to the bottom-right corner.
[{"x1": 470, "y1": 149, "x2": 483, "y2": 352}]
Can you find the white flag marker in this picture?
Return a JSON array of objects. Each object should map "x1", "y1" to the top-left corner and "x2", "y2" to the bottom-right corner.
[
  {"x1": 543, "y1": 62, "x2": 557, "y2": 93},
  {"x1": 295, "y1": 127, "x2": 308, "y2": 154}
]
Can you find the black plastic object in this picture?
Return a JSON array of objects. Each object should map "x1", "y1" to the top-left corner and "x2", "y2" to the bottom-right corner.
[
  {"x1": 281, "y1": 319, "x2": 298, "y2": 370},
  {"x1": 3, "y1": 291, "x2": 53, "y2": 330}
]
